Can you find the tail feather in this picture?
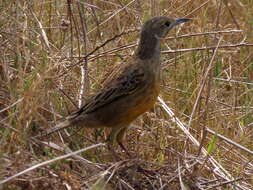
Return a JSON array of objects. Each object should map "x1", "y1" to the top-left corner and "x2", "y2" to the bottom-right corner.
[
  {"x1": 35, "y1": 120, "x2": 72, "y2": 138},
  {"x1": 47, "y1": 120, "x2": 72, "y2": 135}
]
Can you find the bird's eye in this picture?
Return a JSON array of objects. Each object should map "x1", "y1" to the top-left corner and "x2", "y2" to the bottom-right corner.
[{"x1": 164, "y1": 21, "x2": 171, "y2": 27}]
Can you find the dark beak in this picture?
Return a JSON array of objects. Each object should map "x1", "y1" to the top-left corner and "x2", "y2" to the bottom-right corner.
[{"x1": 171, "y1": 18, "x2": 190, "y2": 27}]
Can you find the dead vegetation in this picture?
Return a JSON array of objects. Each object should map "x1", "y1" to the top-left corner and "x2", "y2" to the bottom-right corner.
[{"x1": 0, "y1": 0, "x2": 252, "y2": 189}]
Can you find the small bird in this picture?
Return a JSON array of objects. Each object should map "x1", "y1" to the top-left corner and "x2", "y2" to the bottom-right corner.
[{"x1": 43, "y1": 16, "x2": 190, "y2": 149}]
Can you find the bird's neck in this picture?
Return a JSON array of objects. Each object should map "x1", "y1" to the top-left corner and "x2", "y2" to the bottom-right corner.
[
  {"x1": 135, "y1": 33, "x2": 161, "y2": 61},
  {"x1": 135, "y1": 33, "x2": 161, "y2": 83}
]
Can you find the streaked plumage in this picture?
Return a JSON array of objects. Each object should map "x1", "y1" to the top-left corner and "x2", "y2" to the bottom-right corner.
[{"x1": 42, "y1": 16, "x2": 190, "y2": 146}]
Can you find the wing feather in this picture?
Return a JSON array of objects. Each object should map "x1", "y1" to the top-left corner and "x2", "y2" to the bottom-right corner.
[{"x1": 68, "y1": 63, "x2": 145, "y2": 119}]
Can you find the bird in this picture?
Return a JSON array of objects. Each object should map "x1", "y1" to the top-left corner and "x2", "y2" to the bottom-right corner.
[{"x1": 41, "y1": 16, "x2": 190, "y2": 149}]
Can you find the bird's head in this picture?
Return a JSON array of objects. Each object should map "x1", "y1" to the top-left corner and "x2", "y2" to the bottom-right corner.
[
  {"x1": 141, "y1": 16, "x2": 190, "y2": 39},
  {"x1": 137, "y1": 16, "x2": 190, "y2": 60}
]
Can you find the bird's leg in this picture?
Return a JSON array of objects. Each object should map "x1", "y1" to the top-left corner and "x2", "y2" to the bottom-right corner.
[
  {"x1": 116, "y1": 127, "x2": 132, "y2": 158},
  {"x1": 106, "y1": 127, "x2": 123, "y2": 160},
  {"x1": 107, "y1": 127, "x2": 121, "y2": 145}
]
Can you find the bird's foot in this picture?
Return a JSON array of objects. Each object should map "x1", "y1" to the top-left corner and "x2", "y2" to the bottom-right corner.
[
  {"x1": 118, "y1": 142, "x2": 132, "y2": 158},
  {"x1": 107, "y1": 144, "x2": 122, "y2": 161}
]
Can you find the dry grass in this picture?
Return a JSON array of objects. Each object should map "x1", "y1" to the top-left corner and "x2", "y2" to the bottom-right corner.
[{"x1": 0, "y1": 0, "x2": 253, "y2": 189}]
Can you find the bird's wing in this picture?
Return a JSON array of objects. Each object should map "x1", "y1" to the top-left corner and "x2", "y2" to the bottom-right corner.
[{"x1": 68, "y1": 62, "x2": 145, "y2": 119}]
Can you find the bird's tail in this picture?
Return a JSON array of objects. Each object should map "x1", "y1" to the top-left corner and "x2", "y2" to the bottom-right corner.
[
  {"x1": 35, "y1": 120, "x2": 72, "y2": 138},
  {"x1": 47, "y1": 120, "x2": 72, "y2": 135}
]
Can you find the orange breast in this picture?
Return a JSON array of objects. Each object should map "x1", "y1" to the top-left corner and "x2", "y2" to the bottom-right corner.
[
  {"x1": 120, "y1": 83, "x2": 160, "y2": 124},
  {"x1": 93, "y1": 79, "x2": 160, "y2": 127}
]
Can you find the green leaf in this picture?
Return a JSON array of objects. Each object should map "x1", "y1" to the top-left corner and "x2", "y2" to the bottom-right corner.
[{"x1": 207, "y1": 133, "x2": 217, "y2": 154}]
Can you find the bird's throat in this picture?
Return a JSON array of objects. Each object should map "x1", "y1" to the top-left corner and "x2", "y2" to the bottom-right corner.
[{"x1": 136, "y1": 33, "x2": 161, "y2": 60}]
